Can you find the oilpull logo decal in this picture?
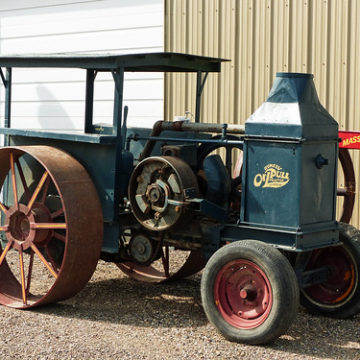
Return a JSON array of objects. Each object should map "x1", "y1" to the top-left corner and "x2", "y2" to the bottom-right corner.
[{"x1": 253, "y1": 164, "x2": 290, "y2": 188}]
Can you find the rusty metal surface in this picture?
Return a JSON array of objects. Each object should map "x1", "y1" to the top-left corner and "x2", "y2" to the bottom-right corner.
[
  {"x1": 117, "y1": 249, "x2": 206, "y2": 283},
  {"x1": 125, "y1": 153, "x2": 205, "y2": 282},
  {"x1": 158, "y1": 121, "x2": 245, "y2": 134},
  {"x1": 129, "y1": 156, "x2": 199, "y2": 232},
  {"x1": 139, "y1": 120, "x2": 164, "y2": 161},
  {"x1": 139, "y1": 120, "x2": 245, "y2": 161},
  {"x1": 338, "y1": 148, "x2": 356, "y2": 223},
  {"x1": 0, "y1": 146, "x2": 103, "y2": 308}
]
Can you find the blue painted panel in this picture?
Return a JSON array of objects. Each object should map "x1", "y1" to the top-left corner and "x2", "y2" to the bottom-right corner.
[
  {"x1": 300, "y1": 143, "x2": 337, "y2": 224},
  {"x1": 243, "y1": 141, "x2": 301, "y2": 229}
]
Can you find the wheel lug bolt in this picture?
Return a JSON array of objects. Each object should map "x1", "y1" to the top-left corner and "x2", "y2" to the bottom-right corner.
[{"x1": 240, "y1": 289, "x2": 248, "y2": 299}]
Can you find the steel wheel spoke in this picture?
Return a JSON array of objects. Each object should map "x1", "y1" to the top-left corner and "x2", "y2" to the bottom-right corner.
[
  {"x1": 30, "y1": 243, "x2": 58, "y2": 279},
  {"x1": 27, "y1": 171, "x2": 49, "y2": 212},
  {"x1": 0, "y1": 202, "x2": 9, "y2": 215},
  {"x1": 31, "y1": 223, "x2": 67, "y2": 230},
  {"x1": 337, "y1": 188, "x2": 351, "y2": 197},
  {"x1": 10, "y1": 152, "x2": 19, "y2": 209},
  {"x1": 18, "y1": 248, "x2": 27, "y2": 305},
  {"x1": 51, "y1": 208, "x2": 64, "y2": 220},
  {"x1": 0, "y1": 241, "x2": 12, "y2": 266},
  {"x1": 40, "y1": 176, "x2": 51, "y2": 204},
  {"x1": 53, "y1": 232, "x2": 66, "y2": 242},
  {"x1": 15, "y1": 159, "x2": 31, "y2": 202},
  {"x1": 26, "y1": 250, "x2": 34, "y2": 295},
  {"x1": 337, "y1": 188, "x2": 345, "y2": 196},
  {"x1": 161, "y1": 245, "x2": 170, "y2": 278}
]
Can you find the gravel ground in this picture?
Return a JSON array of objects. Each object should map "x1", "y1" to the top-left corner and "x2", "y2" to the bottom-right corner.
[{"x1": 0, "y1": 260, "x2": 359, "y2": 360}]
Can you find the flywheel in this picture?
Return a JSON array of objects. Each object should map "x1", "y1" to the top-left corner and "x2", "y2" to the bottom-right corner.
[{"x1": 128, "y1": 156, "x2": 199, "y2": 231}]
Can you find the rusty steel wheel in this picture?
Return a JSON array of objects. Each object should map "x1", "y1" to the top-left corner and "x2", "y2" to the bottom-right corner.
[
  {"x1": 337, "y1": 148, "x2": 356, "y2": 223},
  {"x1": 0, "y1": 146, "x2": 103, "y2": 308},
  {"x1": 300, "y1": 223, "x2": 360, "y2": 318},
  {"x1": 117, "y1": 247, "x2": 205, "y2": 283}
]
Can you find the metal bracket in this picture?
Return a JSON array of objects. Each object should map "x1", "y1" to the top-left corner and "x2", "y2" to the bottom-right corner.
[
  {"x1": 0, "y1": 68, "x2": 6, "y2": 87},
  {"x1": 195, "y1": 71, "x2": 209, "y2": 123},
  {"x1": 190, "y1": 198, "x2": 228, "y2": 222},
  {"x1": 84, "y1": 69, "x2": 98, "y2": 133},
  {"x1": 111, "y1": 68, "x2": 124, "y2": 137},
  {"x1": 294, "y1": 251, "x2": 330, "y2": 288},
  {"x1": 200, "y1": 223, "x2": 223, "y2": 260},
  {"x1": 299, "y1": 266, "x2": 331, "y2": 288}
]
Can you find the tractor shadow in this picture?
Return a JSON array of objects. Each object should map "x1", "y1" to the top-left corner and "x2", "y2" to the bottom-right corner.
[
  {"x1": 273, "y1": 309, "x2": 360, "y2": 359},
  {"x1": 34, "y1": 272, "x2": 207, "y2": 328},
  {"x1": 33, "y1": 267, "x2": 360, "y2": 359}
]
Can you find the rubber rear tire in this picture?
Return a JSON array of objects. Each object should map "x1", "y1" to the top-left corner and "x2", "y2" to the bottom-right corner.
[
  {"x1": 300, "y1": 222, "x2": 360, "y2": 318},
  {"x1": 201, "y1": 240, "x2": 299, "y2": 345}
]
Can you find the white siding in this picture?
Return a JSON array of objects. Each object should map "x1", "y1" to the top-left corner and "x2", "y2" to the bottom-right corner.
[{"x1": 0, "y1": 0, "x2": 164, "y2": 130}]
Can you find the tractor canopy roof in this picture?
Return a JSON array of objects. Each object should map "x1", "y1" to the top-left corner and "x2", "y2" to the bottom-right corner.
[{"x1": 0, "y1": 52, "x2": 228, "y2": 72}]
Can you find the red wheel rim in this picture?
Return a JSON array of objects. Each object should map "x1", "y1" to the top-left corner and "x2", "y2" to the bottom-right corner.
[
  {"x1": 303, "y1": 246, "x2": 357, "y2": 305},
  {"x1": 214, "y1": 259, "x2": 272, "y2": 329}
]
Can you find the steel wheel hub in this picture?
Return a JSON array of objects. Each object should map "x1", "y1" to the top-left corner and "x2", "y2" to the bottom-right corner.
[
  {"x1": 214, "y1": 259, "x2": 272, "y2": 329},
  {"x1": 5, "y1": 203, "x2": 53, "y2": 251}
]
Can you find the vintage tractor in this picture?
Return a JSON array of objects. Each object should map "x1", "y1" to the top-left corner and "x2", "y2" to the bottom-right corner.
[{"x1": 0, "y1": 53, "x2": 359, "y2": 345}]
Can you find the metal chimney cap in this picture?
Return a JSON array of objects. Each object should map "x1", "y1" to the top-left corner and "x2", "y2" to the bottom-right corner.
[
  {"x1": 245, "y1": 71, "x2": 338, "y2": 139},
  {"x1": 276, "y1": 72, "x2": 313, "y2": 79}
]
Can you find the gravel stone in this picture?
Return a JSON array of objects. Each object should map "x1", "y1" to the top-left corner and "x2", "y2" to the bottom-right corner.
[{"x1": 0, "y1": 260, "x2": 359, "y2": 360}]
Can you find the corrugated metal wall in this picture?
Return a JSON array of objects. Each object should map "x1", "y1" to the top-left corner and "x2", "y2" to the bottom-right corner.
[{"x1": 165, "y1": 0, "x2": 360, "y2": 227}]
